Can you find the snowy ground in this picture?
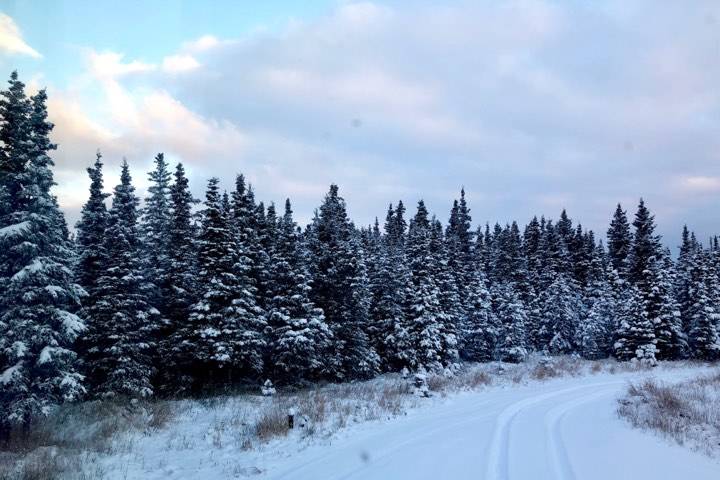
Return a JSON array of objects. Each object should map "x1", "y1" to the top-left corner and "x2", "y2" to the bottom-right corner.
[
  {"x1": 618, "y1": 372, "x2": 720, "y2": 458},
  {"x1": 4, "y1": 360, "x2": 720, "y2": 479},
  {"x1": 85, "y1": 361, "x2": 720, "y2": 480}
]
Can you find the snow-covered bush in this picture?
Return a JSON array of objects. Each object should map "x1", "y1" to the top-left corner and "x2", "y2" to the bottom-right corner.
[{"x1": 261, "y1": 380, "x2": 276, "y2": 397}]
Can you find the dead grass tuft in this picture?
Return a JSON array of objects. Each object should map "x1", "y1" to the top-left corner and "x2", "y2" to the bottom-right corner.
[
  {"x1": 618, "y1": 373, "x2": 720, "y2": 456},
  {"x1": 253, "y1": 405, "x2": 289, "y2": 442}
]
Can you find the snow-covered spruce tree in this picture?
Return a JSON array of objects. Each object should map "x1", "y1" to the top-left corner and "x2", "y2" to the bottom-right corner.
[
  {"x1": 371, "y1": 203, "x2": 412, "y2": 371},
  {"x1": 624, "y1": 199, "x2": 684, "y2": 360},
  {"x1": 576, "y1": 243, "x2": 615, "y2": 359},
  {"x1": 537, "y1": 274, "x2": 581, "y2": 355},
  {"x1": 646, "y1": 254, "x2": 686, "y2": 360},
  {"x1": 556, "y1": 209, "x2": 574, "y2": 248},
  {"x1": 675, "y1": 226, "x2": 700, "y2": 337},
  {"x1": 430, "y1": 218, "x2": 460, "y2": 364},
  {"x1": 626, "y1": 199, "x2": 660, "y2": 285},
  {"x1": 403, "y1": 201, "x2": 456, "y2": 371},
  {"x1": 160, "y1": 163, "x2": 199, "y2": 391},
  {"x1": 445, "y1": 189, "x2": 474, "y2": 344},
  {"x1": 532, "y1": 221, "x2": 574, "y2": 352},
  {"x1": 229, "y1": 176, "x2": 271, "y2": 319},
  {"x1": 523, "y1": 216, "x2": 543, "y2": 297},
  {"x1": 83, "y1": 160, "x2": 160, "y2": 398},
  {"x1": 140, "y1": 153, "x2": 172, "y2": 317},
  {"x1": 187, "y1": 178, "x2": 265, "y2": 388},
  {"x1": 571, "y1": 226, "x2": 594, "y2": 289},
  {"x1": 607, "y1": 203, "x2": 632, "y2": 277},
  {"x1": 491, "y1": 282, "x2": 528, "y2": 363},
  {"x1": 266, "y1": 199, "x2": 333, "y2": 384},
  {"x1": 687, "y1": 250, "x2": 720, "y2": 360},
  {"x1": 306, "y1": 185, "x2": 380, "y2": 380},
  {"x1": 75, "y1": 152, "x2": 109, "y2": 303},
  {"x1": 251, "y1": 199, "x2": 274, "y2": 313},
  {"x1": 613, "y1": 284, "x2": 657, "y2": 363},
  {"x1": 165, "y1": 162, "x2": 198, "y2": 330},
  {"x1": 363, "y1": 218, "x2": 384, "y2": 360},
  {"x1": 492, "y1": 222, "x2": 528, "y2": 289},
  {"x1": 578, "y1": 287, "x2": 615, "y2": 360},
  {"x1": 405, "y1": 203, "x2": 443, "y2": 371},
  {"x1": 0, "y1": 76, "x2": 85, "y2": 428},
  {"x1": 461, "y1": 267, "x2": 496, "y2": 362}
]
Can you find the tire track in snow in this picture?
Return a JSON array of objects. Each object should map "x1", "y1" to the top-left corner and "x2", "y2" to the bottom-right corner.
[
  {"x1": 483, "y1": 381, "x2": 619, "y2": 480},
  {"x1": 335, "y1": 399, "x2": 497, "y2": 480},
  {"x1": 273, "y1": 395, "x2": 495, "y2": 480},
  {"x1": 544, "y1": 386, "x2": 621, "y2": 480}
]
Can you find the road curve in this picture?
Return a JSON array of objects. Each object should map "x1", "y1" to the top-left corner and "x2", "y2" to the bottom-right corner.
[{"x1": 265, "y1": 369, "x2": 720, "y2": 480}]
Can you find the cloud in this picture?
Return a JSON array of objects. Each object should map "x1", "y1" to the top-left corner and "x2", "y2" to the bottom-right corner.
[
  {"x1": 183, "y1": 35, "x2": 221, "y2": 52},
  {"x1": 678, "y1": 176, "x2": 720, "y2": 193},
  {"x1": 0, "y1": 13, "x2": 41, "y2": 58},
  {"x1": 88, "y1": 51, "x2": 155, "y2": 78},
  {"x1": 162, "y1": 54, "x2": 200, "y2": 73},
  {"x1": 45, "y1": 1, "x2": 720, "y2": 247}
]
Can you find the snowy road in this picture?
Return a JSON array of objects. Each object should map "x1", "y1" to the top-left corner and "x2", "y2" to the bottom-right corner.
[{"x1": 266, "y1": 370, "x2": 719, "y2": 480}]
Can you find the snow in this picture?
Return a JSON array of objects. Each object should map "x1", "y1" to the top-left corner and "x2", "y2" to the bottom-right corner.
[
  {"x1": 58, "y1": 310, "x2": 85, "y2": 337},
  {"x1": 37, "y1": 346, "x2": 54, "y2": 365},
  {"x1": 0, "y1": 363, "x2": 22, "y2": 385},
  {"x1": 12, "y1": 341, "x2": 27, "y2": 358},
  {"x1": 0, "y1": 221, "x2": 30, "y2": 239},
  {"x1": 93, "y1": 364, "x2": 720, "y2": 479},
  {"x1": 11, "y1": 258, "x2": 45, "y2": 281}
]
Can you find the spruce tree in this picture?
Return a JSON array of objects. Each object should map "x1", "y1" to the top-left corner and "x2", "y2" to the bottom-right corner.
[
  {"x1": 492, "y1": 283, "x2": 528, "y2": 363},
  {"x1": 141, "y1": 153, "x2": 172, "y2": 315},
  {"x1": 626, "y1": 199, "x2": 661, "y2": 285},
  {"x1": 538, "y1": 275, "x2": 581, "y2": 354},
  {"x1": 161, "y1": 163, "x2": 199, "y2": 390},
  {"x1": 266, "y1": 200, "x2": 333, "y2": 384},
  {"x1": 187, "y1": 178, "x2": 265, "y2": 388},
  {"x1": 83, "y1": 160, "x2": 159, "y2": 398},
  {"x1": 445, "y1": 188, "x2": 474, "y2": 313},
  {"x1": 75, "y1": 152, "x2": 109, "y2": 304},
  {"x1": 675, "y1": 226, "x2": 699, "y2": 337},
  {"x1": 523, "y1": 216, "x2": 543, "y2": 295},
  {"x1": 461, "y1": 267, "x2": 496, "y2": 361},
  {"x1": 607, "y1": 203, "x2": 632, "y2": 276},
  {"x1": 577, "y1": 288, "x2": 615, "y2": 360},
  {"x1": 577, "y1": 247, "x2": 615, "y2": 359},
  {"x1": 0, "y1": 76, "x2": 86, "y2": 427},
  {"x1": 687, "y1": 250, "x2": 720, "y2": 360},
  {"x1": 372, "y1": 203, "x2": 412, "y2": 371},
  {"x1": 307, "y1": 185, "x2": 379, "y2": 379},
  {"x1": 613, "y1": 284, "x2": 657, "y2": 363},
  {"x1": 165, "y1": 163, "x2": 198, "y2": 328},
  {"x1": 646, "y1": 254, "x2": 686, "y2": 360},
  {"x1": 430, "y1": 218, "x2": 459, "y2": 365}
]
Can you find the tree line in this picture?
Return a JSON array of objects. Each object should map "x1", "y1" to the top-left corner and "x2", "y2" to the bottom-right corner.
[{"x1": 1, "y1": 72, "x2": 719, "y2": 431}]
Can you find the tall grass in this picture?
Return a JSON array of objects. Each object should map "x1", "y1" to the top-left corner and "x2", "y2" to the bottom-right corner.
[{"x1": 618, "y1": 372, "x2": 720, "y2": 457}]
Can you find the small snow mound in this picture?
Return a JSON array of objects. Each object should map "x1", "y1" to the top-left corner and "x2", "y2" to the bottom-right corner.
[{"x1": 261, "y1": 379, "x2": 276, "y2": 396}]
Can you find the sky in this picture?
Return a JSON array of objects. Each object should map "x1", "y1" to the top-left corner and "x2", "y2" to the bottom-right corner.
[{"x1": 0, "y1": 0, "x2": 719, "y2": 249}]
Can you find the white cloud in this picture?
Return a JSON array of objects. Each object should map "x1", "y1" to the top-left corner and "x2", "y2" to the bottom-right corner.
[
  {"x1": 162, "y1": 54, "x2": 200, "y2": 73},
  {"x1": 184, "y1": 34, "x2": 221, "y2": 52},
  {"x1": 88, "y1": 51, "x2": 155, "y2": 78},
  {"x1": 0, "y1": 13, "x2": 41, "y2": 58},
  {"x1": 678, "y1": 176, "x2": 720, "y2": 193},
  {"x1": 44, "y1": 1, "x2": 720, "y2": 246}
]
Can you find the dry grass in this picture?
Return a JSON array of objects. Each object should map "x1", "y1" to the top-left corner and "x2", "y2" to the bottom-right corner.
[
  {"x1": 0, "y1": 399, "x2": 178, "y2": 479},
  {"x1": 253, "y1": 405, "x2": 290, "y2": 442},
  {"x1": 618, "y1": 372, "x2": 720, "y2": 456}
]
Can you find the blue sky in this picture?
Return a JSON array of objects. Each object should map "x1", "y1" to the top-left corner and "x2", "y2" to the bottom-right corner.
[
  {"x1": 4, "y1": 1, "x2": 336, "y2": 86},
  {"x1": 0, "y1": 0, "x2": 719, "y2": 249}
]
